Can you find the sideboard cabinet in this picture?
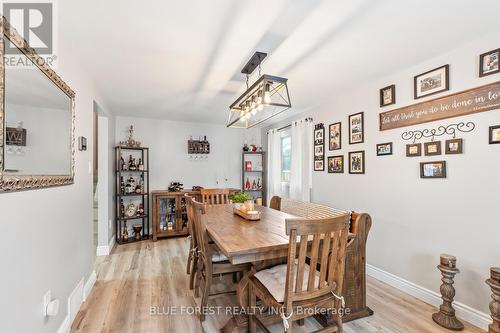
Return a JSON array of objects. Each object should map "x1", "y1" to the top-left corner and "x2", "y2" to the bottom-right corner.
[{"x1": 152, "y1": 189, "x2": 239, "y2": 241}]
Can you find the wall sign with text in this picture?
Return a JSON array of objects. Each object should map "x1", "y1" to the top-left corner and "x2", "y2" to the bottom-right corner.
[{"x1": 379, "y1": 81, "x2": 500, "y2": 131}]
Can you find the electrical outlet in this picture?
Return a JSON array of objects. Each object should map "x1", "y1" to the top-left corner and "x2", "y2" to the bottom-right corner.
[{"x1": 43, "y1": 290, "x2": 51, "y2": 316}]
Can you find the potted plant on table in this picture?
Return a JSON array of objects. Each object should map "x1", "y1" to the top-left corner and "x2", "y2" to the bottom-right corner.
[{"x1": 230, "y1": 191, "x2": 251, "y2": 210}]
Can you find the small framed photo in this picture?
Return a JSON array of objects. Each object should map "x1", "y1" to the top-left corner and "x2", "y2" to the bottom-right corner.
[
  {"x1": 376, "y1": 142, "x2": 393, "y2": 156},
  {"x1": 420, "y1": 161, "x2": 446, "y2": 179},
  {"x1": 490, "y1": 125, "x2": 500, "y2": 144},
  {"x1": 328, "y1": 155, "x2": 344, "y2": 173},
  {"x1": 380, "y1": 84, "x2": 395, "y2": 107},
  {"x1": 406, "y1": 143, "x2": 422, "y2": 157},
  {"x1": 314, "y1": 126, "x2": 324, "y2": 145},
  {"x1": 424, "y1": 141, "x2": 442, "y2": 156},
  {"x1": 348, "y1": 112, "x2": 364, "y2": 144},
  {"x1": 445, "y1": 138, "x2": 463, "y2": 154},
  {"x1": 479, "y1": 48, "x2": 500, "y2": 77},
  {"x1": 314, "y1": 145, "x2": 324, "y2": 160},
  {"x1": 348, "y1": 151, "x2": 365, "y2": 174},
  {"x1": 329, "y1": 122, "x2": 342, "y2": 150},
  {"x1": 314, "y1": 160, "x2": 324, "y2": 171},
  {"x1": 414, "y1": 65, "x2": 449, "y2": 99}
]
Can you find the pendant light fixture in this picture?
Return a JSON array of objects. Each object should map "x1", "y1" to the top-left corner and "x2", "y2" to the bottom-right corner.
[{"x1": 226, "y1": 52, "x2": 291, "y2": 129}]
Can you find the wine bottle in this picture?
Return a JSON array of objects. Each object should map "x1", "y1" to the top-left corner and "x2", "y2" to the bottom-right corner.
[
  {"x1": 245, "y1": 177, "x2": 251, "y2": 190},
  {"x1": 138, "y1": 158, "x2": 144, "y2": 171},
  {"x1": 120, "y1": 156, "x2": 126, "y2": 170},
  {"x1": 120, "y1": 199, "x2": 125, "y2": 217},
  {"x1": 120, "y1": 176, "x2": 125, "y2": 194}
]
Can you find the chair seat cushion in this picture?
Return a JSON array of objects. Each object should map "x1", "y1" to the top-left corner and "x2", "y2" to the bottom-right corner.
[
  {"x1": 254, "y1": 263, "x2": 320, "y2": 303},
  {"x1": 211, "y1": 251, "x2": 228, "y2": 262}
]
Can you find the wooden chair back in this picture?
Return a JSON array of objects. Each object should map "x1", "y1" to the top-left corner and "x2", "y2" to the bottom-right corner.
[
  {"x1": 283, "y1": 215, "x2": 350, "y2": 309},
  {"x1": 200, "y1": 188, "x2": 230, "y2": 205},
  {"x1": 188, "y1": 197, "x2": 211, "y2": 261},
  {"x1": 185, "y1": 194, "x2": 197, "y2": 244}
]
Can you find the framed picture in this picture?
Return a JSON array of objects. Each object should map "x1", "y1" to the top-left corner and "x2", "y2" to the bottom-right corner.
[
  {"x1": 406, "y1": 143, "x2": 422, "y2": 157},
  {"x1": 314, "y1": 125, "x2": 324, "y2": 145},
  {"x1": 348, "y1": 151, "x2": 365, "y2": 174},
  {"x1": 479, "y1": 48, "x2": 500, "y2": 77},
  {"x1": 314, "y1": 145, "x2": 324, "y2": 160},
  {"x1": 445, "y1": 139, "x2": 463, "y2": 154},
  {"x1": 420, "y1": 161, "x2": 447, "y2": 179},
  {"x1": 414, "y1": 65, "x2": 449, "y2": 99},
  {"x1": 328, "y1": 155, "x2": 344, "y2": 173},
  {"x1": 380, "y1": 84, "x2": 395, "y2": 107},
  {"x1": 424, "y1": 141, "x2": 442, "y2": 156},
  {"x1": 348, "y1": 112, "x2": 364, "y2": 144},
  {"x1": 329, "y1": 122, "x2": 342, "y2": 150},
  {"x1": 376, "y1": 142, "x2": 393, "y2": 156},
  {"x1": 314, "y1": 160, "x2": 324, "y2": 171},
  {"x1": 489, "y1": 125, "x2": 500, "y2": 144}
]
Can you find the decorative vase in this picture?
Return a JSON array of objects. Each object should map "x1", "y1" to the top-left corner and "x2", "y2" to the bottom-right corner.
[{"x1": 133, "y1": 224, "x2": 143, "y2": 240}]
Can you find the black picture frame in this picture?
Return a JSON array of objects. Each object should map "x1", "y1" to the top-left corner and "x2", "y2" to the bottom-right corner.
[
  {"x1": 424, "y1": 141, "x2": 442, "y2": 156},
  {"x1": 348, "y1": 151, "x2": 365, "y2": 174},
  {"x1": 445, "y1": 138, "x2": 463, "y2": 154},
  {"x1": 329, "y1": 122, "x2": 342, "y2": 150},
  {"x1": 489, "y1": 125, "x2": 500, "y2": 144},
  {"x1": 314, "y1": 124, "x2": 325, "y2": 171},
  {"x1": 420, "y1": 161, "x2": 447, "y2": 179},
  {"x1": 314, "y1": 160, "x2": 324, "y2": 171},
  {"x1": 479, "y1": 48, "x2": 500, "y2": 77},
  {"x1": 348, "y1": 112, "x2": 364, "y2": 144},
  {"x1": 380, "y1": 84, "x2": 396, "y2": 107},
  {"x1": 414, "y1": 64, "x2": 449, "y2": 99},
  {"x1": 406, "y1": 143, "x2": 422, "y2": 157},
  {"x1": 376, "y1": 142, "x2": 393, "y2": 156},
  {"x1": 327, "y1": 155, "x2": 344, "y2": 173}
]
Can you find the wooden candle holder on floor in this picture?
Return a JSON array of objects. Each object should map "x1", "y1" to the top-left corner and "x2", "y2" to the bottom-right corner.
[
  {"x1": 486, "y1": 267, "x2": 500, "y2": 333},
  {"x1": 432, "y1": 254, "x2": 464, "y2": 331}
]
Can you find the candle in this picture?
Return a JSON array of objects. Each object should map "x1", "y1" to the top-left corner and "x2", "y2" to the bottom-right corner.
[{"x1": 440, "y1": 254, "x2": 456, "y2": 268}]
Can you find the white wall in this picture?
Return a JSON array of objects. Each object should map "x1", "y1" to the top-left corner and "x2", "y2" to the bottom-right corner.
[
  {"x1": 115, "y1": 116, "x2": 259, "y2": 193},
  {"x1": 263, "y1": 32, "x2": 500, "y2": 317},
  {"x1": 0, "y1": 44, "x2": 109, "y2": 333}
]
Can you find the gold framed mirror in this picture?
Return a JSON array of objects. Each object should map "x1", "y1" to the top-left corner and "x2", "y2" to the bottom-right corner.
[{"x1": 0, "y1": 16, "x2": 75, "y2": 192}]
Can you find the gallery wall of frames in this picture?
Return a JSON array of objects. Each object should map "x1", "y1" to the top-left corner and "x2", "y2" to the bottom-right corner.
[{"x1": 313, "y1": 47, "x2": 500, "y2": 179}]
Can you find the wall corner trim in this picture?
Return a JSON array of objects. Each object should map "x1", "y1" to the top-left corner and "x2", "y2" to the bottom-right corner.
[
  {"x1": 95, "y1": 234, "x2": 116, "y2": 256},
  {"x1": 366, "y1": 263, "x2": 490, "y2": 331}
]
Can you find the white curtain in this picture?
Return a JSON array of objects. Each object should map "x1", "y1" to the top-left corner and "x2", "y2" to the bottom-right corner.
[
  {"x1": 267, "y1": 129, "x2": 282, "y2": 204},
  {"x1": 289, "y1": 120, "x2": 313, "y2": 202}
]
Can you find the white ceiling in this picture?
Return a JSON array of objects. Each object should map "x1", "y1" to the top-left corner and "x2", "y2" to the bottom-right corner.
[{"x1": 59, "y1": 0, "x2": 500, "y2": 125}]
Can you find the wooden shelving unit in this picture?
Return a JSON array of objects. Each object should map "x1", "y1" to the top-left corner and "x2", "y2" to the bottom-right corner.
[
  {"x1": 115, "y1": 146, "x2": 150, "y2": 244},
  {"x1": 242, "y1": 151, "x2": 266, "y2": 206}
]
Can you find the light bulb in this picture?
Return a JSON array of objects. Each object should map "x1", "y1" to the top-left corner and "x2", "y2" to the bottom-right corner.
[
  {"x1": 251, "y1": 108, "x2": 257, "y2": 115},
  {"x1": 264, "y1": 83, "x2": 271, "y2": 104},
  {"x1": 257, "y1": 104, "x2": 263, "y2": 112}
]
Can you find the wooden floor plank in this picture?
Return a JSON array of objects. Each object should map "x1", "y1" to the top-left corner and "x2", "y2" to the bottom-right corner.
[{"x1": 71, "y1": 238, "x2": 486, "y2": 333}]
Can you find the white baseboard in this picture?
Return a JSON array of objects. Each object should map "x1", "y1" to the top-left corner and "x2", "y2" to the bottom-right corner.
[
  {"x1": 96, "y1": 234, "x2": 116, "y2": 256},
  {"x1": 57, "y1": 271, "x2": 97, "y2": 333},
  {"x1": 366, "y1": 264, "x2": 490, "y2": 330},
  {"x1": 83, "y1": 270, "x2": 97, "y2": 301}
]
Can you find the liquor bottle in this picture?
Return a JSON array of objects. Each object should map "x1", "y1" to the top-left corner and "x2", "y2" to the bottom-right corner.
[
  {"x1": 120, "y1": 156, "x2": 126, "y2": 170},
  {"x1": 252, "y1": 179, "x2": 257, "y2": 190},
  {"x1": 257, "y1": 178, "x2": 261, "y2": 189},
  {"x1": 120, "y1": 176, "x2": 125, "y2": 194},
  {"x1": 128, "y1": 155, "x2": 135, "y2": 170},
  {"x1": 120, "y1": 199, "x2": 125, "y2": 217},
  {"x1": 138, "y1": 203, "x2": 144, "y2": 216},
  {"x1": 138, "y1": 158, "x2": 144, "y2": 171},
  {"x1": 245, "y1": 177, "x2": 251, "y2": 190}
]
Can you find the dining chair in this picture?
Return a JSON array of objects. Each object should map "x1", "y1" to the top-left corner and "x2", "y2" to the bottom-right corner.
[
  {"x1": 200, "y1": 188, "x2": 230, "y2": 205},
  {"x1": 247, "y1": 214, "x2": 350, "y2": 333},
  {"x1": 187, "y1": 196, "x2": 251, "y2": 321}
]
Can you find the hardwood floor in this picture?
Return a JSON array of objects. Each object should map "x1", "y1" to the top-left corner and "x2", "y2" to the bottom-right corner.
[{"x1": 72, "y1": 239, "x2": 485, "y2": 333}]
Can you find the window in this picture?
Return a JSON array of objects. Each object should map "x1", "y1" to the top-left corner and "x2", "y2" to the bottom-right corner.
[{"x1": 281, "y1": 134, "x2": 291, "y2": 183}]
